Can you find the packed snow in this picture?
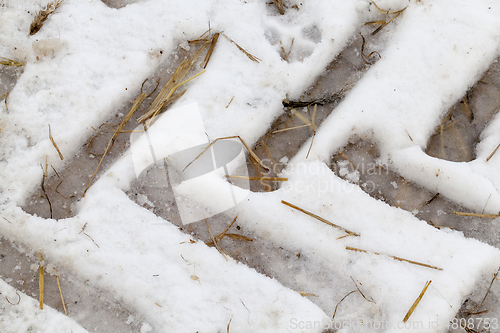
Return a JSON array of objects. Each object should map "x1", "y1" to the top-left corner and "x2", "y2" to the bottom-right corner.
[{"x1": 1, "y1": 0, "x2": 500, "y2": 332}]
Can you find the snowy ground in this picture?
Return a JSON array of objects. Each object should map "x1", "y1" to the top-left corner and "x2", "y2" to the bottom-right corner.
[{"x1": 1, "y1": 0, "x2": 500, "y2": 332}]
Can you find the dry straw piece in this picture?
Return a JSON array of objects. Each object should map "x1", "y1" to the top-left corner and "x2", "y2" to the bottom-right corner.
[
  {"x1": 360, "y1": 33, "x2": 381, "y2": 65},
  {"x1": 272, "y1": 105, "x2": 318, "y2": 159},
  {"x1": 281, "y1": 200, "x2": 360, "y2": 236},
  {"x1": 366, "y1": 0, "x2": 407, "y2": 35},
  {"x1": 332, "y1": 290, "x2": 356, "y2": 320},
  {"x1": 205, "y1": 219, "x2": 229, "y2": 261},
  {"x1": 224, "y1": 175, "x2": 288, "y2": 182},
  {"x1": 0, "y1": 57, "x2": 25, "y2": 67},
  {"x1": 486, "y1": 143, "x2": 500, "y2": 162},
  {"x1": 452, "y1": 211, "x2": 500, "y2": 219},
  {"x1": 466, "y1": 267, "x2": 500, "y2": 315},
  {"x1": 272, "y1": 0, "x2": 285, "y2": 14},
  {"x1": 221, "y1": 33, "x2": 261, "y2": 63},
  {"x1": 83, "y1": 79, "x2": 152, "y2": 197},
  {"x1": 137, "y1": 44, "x2": 208, "y2": 124},
  {"x1": 346, "y1": 246, "x2": 442, "y2": 270},
  {"x1": 351, "y1": 276, "x2": 374, "y2": 303},
  {"x1": 38, "y1": 251, "x2": 44, "y2": 310},
  {"x1": 205, "y1": 216, "x2": 253, "y2": 246},
  {"x1": 40, "y1": 159, "x2": 53, "y2": 218},
  {"x1": 296, "y1": 291, "x2": 318, "y2": 297},
  {"x1": 5, "y1": 291, "x2": 21, "y2": 305},
  {"x1": 30, "y1": 0, "x2": 65, "y2": 36},
  {"x1": 48, "y1": 124, "x2": 64, "y2": 160},
  {"x1": 183, "y1": 135, "x2": 269, "y2": 172},
  {"x1": 403, "y1": 280, "x2": 432, "y2": 323},
  {"x1": 2, "y1": 92, "x2": 9, "y2": 111},
  {"x1": 53, "y1": 267, "x2": 68, "y2": 315}
]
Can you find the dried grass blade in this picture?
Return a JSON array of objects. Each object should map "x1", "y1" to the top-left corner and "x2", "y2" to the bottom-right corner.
[
  {"x1": 351, "y1": 276, "x2": 374, "y2": 303},
  {"x1": 0, "y1": 57, "x2": 26, "y2": 67},
  {"x1": 364, "y1": 20, "x2": 387, "y2": 26},
  {"x1": 296, "y1": 291, "x2": 318, "y2": 297},
  {"x1": 183, "y1": 136, "x2": 269, "y2": 172},
  {"x1": 291, "y1": 109, "x2": 313, "y2": 127},
  {"x1": 30, "y1": 0, "x2": 64, "y2": 36},
  {"x1": 281, "y1": 200, "x2": 359, "y2": 236},
  {"x1": 38, "y1": 251, "x2": 44, "y2": 310},
  {"x1": 306, "y1": 133, "x2": 315, "y2": 159},
  {"x1": 332, "y1": 290, "x2": 356, "y2": 320},
  {"x1": 466, "y1": 267, "x2": 500, "y2": 315},
  {"x1": 371, "y1": 9, "x2": 405, "y2": 35},
  {"x1": 138, "y1": 43, "x2": 208, "y2": 124},
  {"x1": 360, "y1": 33, "x2": 381, "y2": 63},
  {"x1": 2, "y1": 92, "x2": 9, "y2": 111},
  {"x1": 272, "y1": 124, "x2": 310, "y2": 133},
  {"x1": 83, "y1": 88, "x2": 147, "y2": 197},
  {"x1": 370, "y1": 0, "x2": 387, "y2": 13},
  {"x1": 140, "y1": 69, "x2": 205, "y2": 125},
  {"x1": 346, "y1": 246, "x2": 442, "y2": 270},
  {"x1": 486, "y1": 143, "x2": 500, "y2": 162},
  {"x1": 205, "y1": 219, "x2": 229, "y2": 261},
  {"x1": 224, "y1": 175, "x2": 287, "y2": 181},
  {"x1": 370, "y1": 0, "x2": 406, "y2": 14},
  {"x1": 221, "y1": 33, "x2": 260, "y2": 63},
  {"x1": 272, "y1": 0, "x2": 285, "y2": 14},
  {"x1": 311, "y1": 104, "x2": 317, "y2": 132},
  {"x1": 224, "y1": 234, "x2": 253, "y2": 242},
  {"x1": 48, "y1": 124, "x2": 64, "y2": 160},
  {"x1": 55, "y1": 274, "x2": 67, "y2": 315},
  {"x1": 452, "y1": 211, "x2": 499, "y2": 218},
  {"x1": 40, "y1": 160, "x2": 52, "y2": 218},
  {"x1": 403, "y1": 280, "x2": 432, "y2": 323},
  {"x1": 218, "y1": 216, "x2": 238, "y2": 241},
  {"x1": 204, "y1": 33, "x2": 219, "y2": 68}
]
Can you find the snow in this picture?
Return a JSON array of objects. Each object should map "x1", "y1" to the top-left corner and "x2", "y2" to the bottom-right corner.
[
  {"x1": 1, "y1": 0, "x2": 500, "y2": 332},
  {"x1": 0, "y1": 278, "x2": 89, "y2": 333}
]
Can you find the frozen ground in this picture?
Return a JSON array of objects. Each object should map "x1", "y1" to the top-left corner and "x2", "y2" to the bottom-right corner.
[{"x1": 1, "y1": 0, "x2": 500, "y2": 332}]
